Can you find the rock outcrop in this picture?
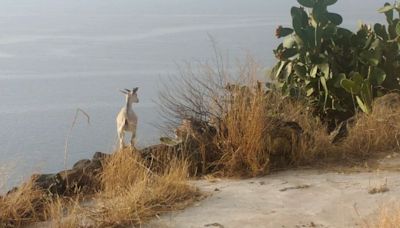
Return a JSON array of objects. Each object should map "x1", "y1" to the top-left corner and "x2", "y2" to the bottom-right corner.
[{"x1": 28, "y1": 151, "x2": 110, "y2": 196}]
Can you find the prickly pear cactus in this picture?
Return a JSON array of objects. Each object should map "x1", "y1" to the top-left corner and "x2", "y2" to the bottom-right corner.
[{"x1": 272, "y1": 0, "x2": 400, "y2": 122}]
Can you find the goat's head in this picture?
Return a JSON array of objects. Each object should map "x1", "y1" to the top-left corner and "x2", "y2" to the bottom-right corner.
[{"x1": 120, "y1": 87, "x2": 139, "y2": 103}]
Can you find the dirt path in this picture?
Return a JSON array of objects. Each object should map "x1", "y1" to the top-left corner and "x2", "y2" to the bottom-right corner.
[{"x1": 146, "y1": 169, "x2": 400, "y2": 228}]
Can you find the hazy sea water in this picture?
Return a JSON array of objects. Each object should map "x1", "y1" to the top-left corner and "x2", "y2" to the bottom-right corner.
[{"x1": 0, "y1": 0, "x2": 385, "y2": 188}]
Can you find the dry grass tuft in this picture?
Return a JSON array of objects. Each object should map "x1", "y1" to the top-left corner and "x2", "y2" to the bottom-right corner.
[
  {"x1": 101, "y1": 148, "x2": 148, "y2": 193},
  {"x1": 0, "y1": 180, "x2": 48, "y2": 227},
  {"x1": 365, "y1": 203, "x2": 400, "y2": 228},
  {"x1": 213, "y1": 84, "x2": 331, "y2": 175},
  {"x1": 368, "y1": 185, "x2": 390, "y2": 194},
  {"x1": 44, "y1": 196, "x2": 82, "y2": 228},
  {"x1": 84, "y1": 148, "x2": 199, "y2": 227},
  {"x1": 340, "y1": 98, "x2": 400, "y2": 159},
  {"x1": 215, "y1": 83, "x2": 270, "y2": 176}
]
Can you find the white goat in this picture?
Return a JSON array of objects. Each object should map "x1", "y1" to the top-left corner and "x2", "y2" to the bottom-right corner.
[{"x1": 116, "y1": 87, "x2": 139, "y2": 149}]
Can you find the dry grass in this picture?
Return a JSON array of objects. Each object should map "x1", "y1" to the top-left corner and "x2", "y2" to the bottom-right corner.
[
  {"x1": 0, "y1": 180, "x2": 48, "y2": 227},
  {"x1": 44, "y1": 196, "x2": 82, "y2": 228},
  {"x1": 340, "y1": 100, "x2": 400, "y2": 159},
  {"x1": 40, "y1": 149, "x2": 199, "y2": 227},
  {"x1": 213, "y1": 83, "x2": 331, "y2": 175},
  {"x1": 0, "y1": 175, "x2": 83, "y2": 228},
  {"x1": 365, "y1": 204, "x2": 400, "y2": 228},
  {"x1": 84, "y1": 148, "x2": 199, "y2": 227},
  {"x1": 0, "y1": 149, "x2": 199, "y2": 227},
  {"x1": 214, "y1": 82, "x2": 271, "y2": 176},
  {"x1": 159, "y1": 55, "x2": 400, "y2": 177},
  {"x1": 368, "y1": 184, "x2": 390, "y2": 194},
  {"x1": 101, "y1": 149, "x2": 149, "y2": 193},
  {"x1": 213, "y1": 88, "x2": 337, "y2": 175},
  {"x1": 159, "y1": 58, "x2": 278, "y2": 176},
  {"x1": 262, "y1": 93, "x2": 333, "y2": 166},
  {"x1": 159, "y1": 57, "x2": 334, "y2": 176}
]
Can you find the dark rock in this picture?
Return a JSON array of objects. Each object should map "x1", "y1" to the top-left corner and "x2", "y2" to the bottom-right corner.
[
  {"x1": 73, "y1": 159, "x2": 91, "y2": 169},
  {"x1": 139, "y1": 139, "x2": 206, "y2": 176},
  {"x1": 93, "y1": 151, "x2": 111, "y2": 161},
  {"x1": 58, "y1": 168, "x2": 99, "y2": 195},
  {"x1": 58, "y1": 156, "x2": 104, "y2": 195},
  {"x1": 329, "y1": 117, "x2": 355, "y2": 144},
  {"x1": 140, "y1": 144, "x2": 170, "y2": 157},
  {"x1": 139, "y1": 144, "x2": 185, "y2": 173},
  {"x1": 31, "y1": 173, "x2": 65, "y2": 195},
  {"x1": 268, "y1": 119, "x2": 304, "y2": 168},
  {"x1": 87, "y1": 159, "x2": 103, "y2": 174},
  {"x1": 28, "y1": 153, "x2": 107, "y2": 196},
  {"x1": 3, "y1": 151, "x2": 109, "y2": 202},
  {"x1": 374, "y1": 93, "x2": 400, "y2": 110},
  {"x1": 176, "y1": 119, "x2": 220, "y2": 175}
]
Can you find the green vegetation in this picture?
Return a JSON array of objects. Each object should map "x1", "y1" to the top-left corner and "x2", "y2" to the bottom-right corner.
[{"x1": 273, "y1": 0, "x2": 400, "y2": 127}]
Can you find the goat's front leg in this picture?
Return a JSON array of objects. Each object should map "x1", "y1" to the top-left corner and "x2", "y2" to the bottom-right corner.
[
  {"x1": 130, "y1": 131, "x2": 136, "y2": 148},
  {"x1": 117, "y1": 127, "x2": 125, "y2": 149}
]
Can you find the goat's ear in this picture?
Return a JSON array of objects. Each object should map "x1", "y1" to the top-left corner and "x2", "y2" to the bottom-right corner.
[
  {"x1": 132, "y1": 87, "x2": 139, "y2": 93},
  {"x1": 124, "y1": 88, "x2": 131, "y2": 93},
  {"x1": 120, "y1": 90, "x2": 128, "y2": 94}
]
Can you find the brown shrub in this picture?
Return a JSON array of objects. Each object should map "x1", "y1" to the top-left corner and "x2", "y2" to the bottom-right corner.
[{"x1": 159, "y1": 58, "x2": 335, "y2": 176}]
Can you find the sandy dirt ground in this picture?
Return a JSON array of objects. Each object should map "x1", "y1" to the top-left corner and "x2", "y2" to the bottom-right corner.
[
  {"x1": 27, "y1": 156, "x2": 400, "y2": 228},
  {"x1": 146, "y1": 158, "x2": 400, "y2": 228}
]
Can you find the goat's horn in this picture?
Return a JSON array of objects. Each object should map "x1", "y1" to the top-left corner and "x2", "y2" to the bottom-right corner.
[{"x1": 132, "y1": 87, "x2": 139, "y2": 93}]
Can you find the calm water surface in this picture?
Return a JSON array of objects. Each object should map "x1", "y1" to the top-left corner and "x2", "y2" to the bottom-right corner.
[{"x1": 0, "y1": 0, "x2": 385, "y2": 188}]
